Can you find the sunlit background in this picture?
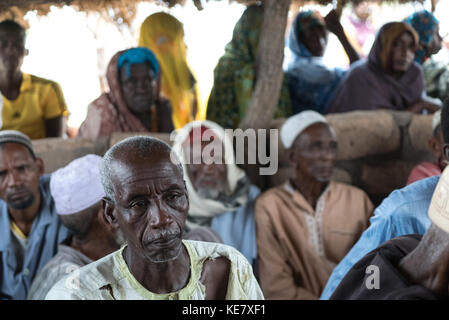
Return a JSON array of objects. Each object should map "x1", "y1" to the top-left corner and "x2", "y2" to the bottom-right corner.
[{"x1": 19, "y1": 0, "x2": 449, "y2": 129}]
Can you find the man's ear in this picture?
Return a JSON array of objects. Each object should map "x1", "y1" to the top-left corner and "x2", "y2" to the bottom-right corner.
[
  {"x1": 286, "y1": 148, "x2": 296, "y2": 167},
  {"x1": 102, "y1": 197, "x2": 118, "y2": 228},
  {"x1": 443, "y1": 144, "x2": 449, "y2": 162},
  {"x1": 36, "y1": 157, "x2": 45, "y2": 175},
  {"x1": 428, "y1": 137, "x2": 442, "y2": 157}
]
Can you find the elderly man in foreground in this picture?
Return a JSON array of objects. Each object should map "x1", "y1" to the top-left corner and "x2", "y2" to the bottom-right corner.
[
  {"x1": 46, "y1": 136, "x2": 263, "y2": 300},
  {"x1": 255, "y1": 110, "x2": 373, "y2": 300},
  {"x1": 331, "y1": 165, "x2": 449, "y2": 300}
]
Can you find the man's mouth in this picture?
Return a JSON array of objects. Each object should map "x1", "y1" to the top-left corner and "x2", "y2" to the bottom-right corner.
[
  {"x1": 145, "y1": 232, "x2": 180, "y2": 248},
  {"x1": 8, "y1": 189, "x2": 30, "y2": 201}
]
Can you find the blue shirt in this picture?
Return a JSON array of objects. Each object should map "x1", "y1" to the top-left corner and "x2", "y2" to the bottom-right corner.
[
  {"x1": 211, "y1": 185, "x2": 260, "y2": 268},
  {"x1": 320, "y1": 175, "x2": 437, "y2": 300},
  {"x1": 0, "y1": 174, "x2": 70, "y2": 300}
]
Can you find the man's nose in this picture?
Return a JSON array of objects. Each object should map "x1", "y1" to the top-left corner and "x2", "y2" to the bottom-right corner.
[
  {"x1": 6, "y1": 170, "x2": 23, "y2": 187},
  {"x1": 149, "y1": 202, "x2": 173, "y2": 228}
]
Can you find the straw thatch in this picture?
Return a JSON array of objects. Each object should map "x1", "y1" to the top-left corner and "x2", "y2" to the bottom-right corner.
[{"x1": 0, "y1": 0, "x2": 425, "y2": 24}]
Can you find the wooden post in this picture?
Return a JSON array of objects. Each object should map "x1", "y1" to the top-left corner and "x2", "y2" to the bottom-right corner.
[{"x1": 239, "y1": 0, "x2": 291, "y2": 131}]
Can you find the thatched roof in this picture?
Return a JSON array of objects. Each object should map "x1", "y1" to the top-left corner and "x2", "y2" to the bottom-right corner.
[{"x1": 0, "y1": 0, "x2": 427, "y2": 28}]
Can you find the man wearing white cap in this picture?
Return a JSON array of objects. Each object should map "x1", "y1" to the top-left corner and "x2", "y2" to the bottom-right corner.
[
  {"x1": 27, "y1": 154, "x2": 124, "y2": 300},
  {"x1": 255, "y1": 110, "x2": 373, "y2": 299},
  {"x1": 331, "y1": 165, "x2": 449, "y2": 300},
  {"x1": 406, "y1": 109, "x2": 445, "y2": 185}
]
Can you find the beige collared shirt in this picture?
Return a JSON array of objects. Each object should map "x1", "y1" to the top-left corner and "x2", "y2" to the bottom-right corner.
[{"x1": 255, "y1": 181, "x2": 373, "y2": 300}]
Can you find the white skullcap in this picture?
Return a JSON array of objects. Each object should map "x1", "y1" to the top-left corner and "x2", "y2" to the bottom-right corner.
[
  {"x1": 432, "y1": 109, "x2": 441, "y2": 132},
  {"x1": 280, "y1": 110, "x2": 328, "y2": 149},
  {"x1": 428, "y1": 166, "x2": 449, "y2": 234},
  {"x1": 50, "y1": 154, "x2": 105, "y2": 215}
]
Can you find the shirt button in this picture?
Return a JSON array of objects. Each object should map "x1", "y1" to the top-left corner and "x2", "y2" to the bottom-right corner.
[{"x1": 23, "y1": 268, "x2": 30, "y2": 276}]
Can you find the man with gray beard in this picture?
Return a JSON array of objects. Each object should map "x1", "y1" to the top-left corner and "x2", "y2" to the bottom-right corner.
[
  {"x1": 172, "y1": 120, "x2": 260, "y2": 269},
  {"x1": 0, "y1": 130, "x2": 70, "y2": 299}
]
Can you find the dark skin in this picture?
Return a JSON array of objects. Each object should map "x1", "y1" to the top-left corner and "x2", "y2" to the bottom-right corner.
[
  {"x1": 287, "y1": 123, "x2": 337, "y2": 209},
  {"x1": 103, "y1": 149, "x2": 230, "y2": 299},
  {"x1": 184, "y1": 139, "x2": 227, "y2": 193},
  {"x1": 119, "y1": 62, "x2": 174, "y2": 133},
  {"x1": 429, "y1": 126, "x2": 446, "y2": 171},
  {"x1": 387, "y1": 31, "x2": 440, "y2": 114},
  {"x1": 398, "y1": 224, "x2": 449, "y2": 298},
  {"x1": 300, "y1": 10, "x2": 359, "y2": 64},
  {"x1": 69, "y1": 206, "x2": 122, "y2": 261},
  {"x1": 0, "y1": 143, "x2": 44, "y2": 236},
  {"x1": 0, "y1": 28, "x2": 62, "y2": 138}
]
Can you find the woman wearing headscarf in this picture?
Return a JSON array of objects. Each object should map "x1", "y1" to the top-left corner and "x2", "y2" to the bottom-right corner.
[
  {"x1": 206, "y1": 4, "x2": 292, "y2": 129},
  {"x1": 405, "y1": 10, "x2": 447, "y2": 103},
  {"x1": 78, "y1": 47, "x2": 174, "y2": 139},
  {"x1": 139, "y1": 12, "x2": 202, "y2": 129},
  {"x1": 285, "y1": 10, "x2": 360, "y2": 115},
  {"x1": 326, "y1": 22, "x2": 441, "y2": 114},
  {"x1": 404, "y1": 10, "x2": 442, "y2": 65}
]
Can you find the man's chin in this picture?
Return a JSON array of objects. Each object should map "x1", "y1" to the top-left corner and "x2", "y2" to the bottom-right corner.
[
  {"x1": 7, "y1": 196, "x2": 35, "y2": 210},
  {"x1": 144, "y1": 242, "x2": 183, "y2": 264}
]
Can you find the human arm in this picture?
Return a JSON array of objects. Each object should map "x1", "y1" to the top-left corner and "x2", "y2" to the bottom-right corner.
[
  {"x1": 406, "y1": 99, "x2": 441, "y2": 114},
  {"x1": 156, "y1": 98, "x2": 175, "y2": 133},
  {"x1": 324, "y1": 9, "x2": 360, "y2": 65},
  {"x1": 42, "y1": 81, "x2": 68, "y2": 138},
  {"x1": 45, "y1": 116, "x2": 63, "y2": 138}
]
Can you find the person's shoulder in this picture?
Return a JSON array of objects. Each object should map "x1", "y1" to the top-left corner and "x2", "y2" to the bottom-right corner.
[
  {"x1": 383, "y1": 175, "x2": 439, "y2": 207},
  {"x1": 184, "y1": 240, "x2": 251, "y2": 266},
  {"x1": 27, "y1": 74, "x2": 61, "y2": 88},
  {"x1": 372, "y1": 175, "x2": 439, "y2": 223},
  {"x1": 330, "y1": 181, "x2": 370, "y2": 198},
  {"x1": 47, "y1": 249, "x2": 121, "y2": 300},
  {"x1": 256, "y1": 184, "x2": 287, "y2": 204}
]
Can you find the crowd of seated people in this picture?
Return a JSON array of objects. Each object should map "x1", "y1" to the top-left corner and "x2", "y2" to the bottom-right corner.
[{"x1": 2, "y1": 2, "x2": 449, "y2": 301}]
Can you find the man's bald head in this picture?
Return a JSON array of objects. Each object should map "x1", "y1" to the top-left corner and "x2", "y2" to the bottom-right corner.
[{"x1": 100, "y1": 136, "x2": 183, "y2": 201}]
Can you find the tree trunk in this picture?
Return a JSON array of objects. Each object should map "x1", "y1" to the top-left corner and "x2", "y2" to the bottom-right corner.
[{"x1": 239, "y1": 0, "x2": 291, "y2": 131}]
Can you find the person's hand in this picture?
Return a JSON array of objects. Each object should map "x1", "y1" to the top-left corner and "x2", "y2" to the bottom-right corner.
[
  {"x1": 324, "y1": 9, "x2": 344, "y2": 36},
  {"x1": 407, "y1": 99, "x2": 441, "y2": 114}
]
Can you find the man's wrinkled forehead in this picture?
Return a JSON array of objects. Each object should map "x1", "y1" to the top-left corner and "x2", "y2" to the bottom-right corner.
[{"x1": 110, "y1": 155, "x2": 184, "y2": 187}]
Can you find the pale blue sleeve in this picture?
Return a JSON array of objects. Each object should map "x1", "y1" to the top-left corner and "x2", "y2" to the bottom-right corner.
[{"x1": 320, "y1": 176, "x2": 436, "y2": 300}]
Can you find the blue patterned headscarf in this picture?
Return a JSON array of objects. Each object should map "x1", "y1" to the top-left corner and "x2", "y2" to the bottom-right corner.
[
  {"x1": 404, "y1": 10, "x2": 439, "y2": 64},
  {"x1": 117, "y1": 47, "x2": 160, "y2": 77}
]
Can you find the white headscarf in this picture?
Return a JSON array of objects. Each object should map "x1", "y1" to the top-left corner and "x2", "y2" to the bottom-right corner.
[{"x1": 172, "y1": 120, "x2": 250, "y2": 230}]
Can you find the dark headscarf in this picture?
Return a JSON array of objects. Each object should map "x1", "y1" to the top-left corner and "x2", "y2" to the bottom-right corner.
[{"x1": 326, "y1": 22, "x2": 424, "y2": 114}]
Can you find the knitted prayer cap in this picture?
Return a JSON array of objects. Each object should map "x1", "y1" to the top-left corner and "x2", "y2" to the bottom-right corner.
[{"x1": 0, "y1": 130, "x2": 35, "y2": 158}]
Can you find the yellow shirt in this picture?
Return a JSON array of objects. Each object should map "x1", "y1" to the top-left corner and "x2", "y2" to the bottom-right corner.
[{"x1": 1, "y1": 73, "x2": 68, "y2": 139}]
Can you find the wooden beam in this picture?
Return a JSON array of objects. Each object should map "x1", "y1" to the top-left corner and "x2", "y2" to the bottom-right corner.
[{"x1": 240, "y1": 0, "x2": 291, "y2": 130}]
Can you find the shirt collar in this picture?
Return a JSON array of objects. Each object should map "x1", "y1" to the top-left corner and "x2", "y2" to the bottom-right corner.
[{"x1": 19, "y1": 73, "x2": 32, "y2": 93}]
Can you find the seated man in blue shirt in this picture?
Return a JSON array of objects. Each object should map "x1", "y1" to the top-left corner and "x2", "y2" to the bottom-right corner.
[
  {"x1": 0, "y1": 130, "x2": 70, "y2": 299},
  {"x1": 320, "y1": 99, "x2": 449, "y2": 300}
]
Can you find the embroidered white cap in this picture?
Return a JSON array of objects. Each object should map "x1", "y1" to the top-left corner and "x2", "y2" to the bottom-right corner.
[
  {"x1": 428, "y1": 166, "x2": 449, "y2": 233},
  {"x1": 50, "y1": 154, "x2": 105, "y2": 215},
  {"x1": 280, "y1": 110, "x2": 328, "y2": 149}
]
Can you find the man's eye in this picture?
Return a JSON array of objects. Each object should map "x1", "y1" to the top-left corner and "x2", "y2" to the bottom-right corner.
[
  {"x1": 166, "y1": 193, "x2": 180, "y2": 201},
  {"x1": 131, "y1": 200, "x2": 146, "y2": 208}
]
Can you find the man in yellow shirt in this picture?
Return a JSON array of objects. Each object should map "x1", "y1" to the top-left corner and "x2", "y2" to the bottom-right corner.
[{"x1": 0, "y1": 20, "x2": 67, "y2": 139}]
